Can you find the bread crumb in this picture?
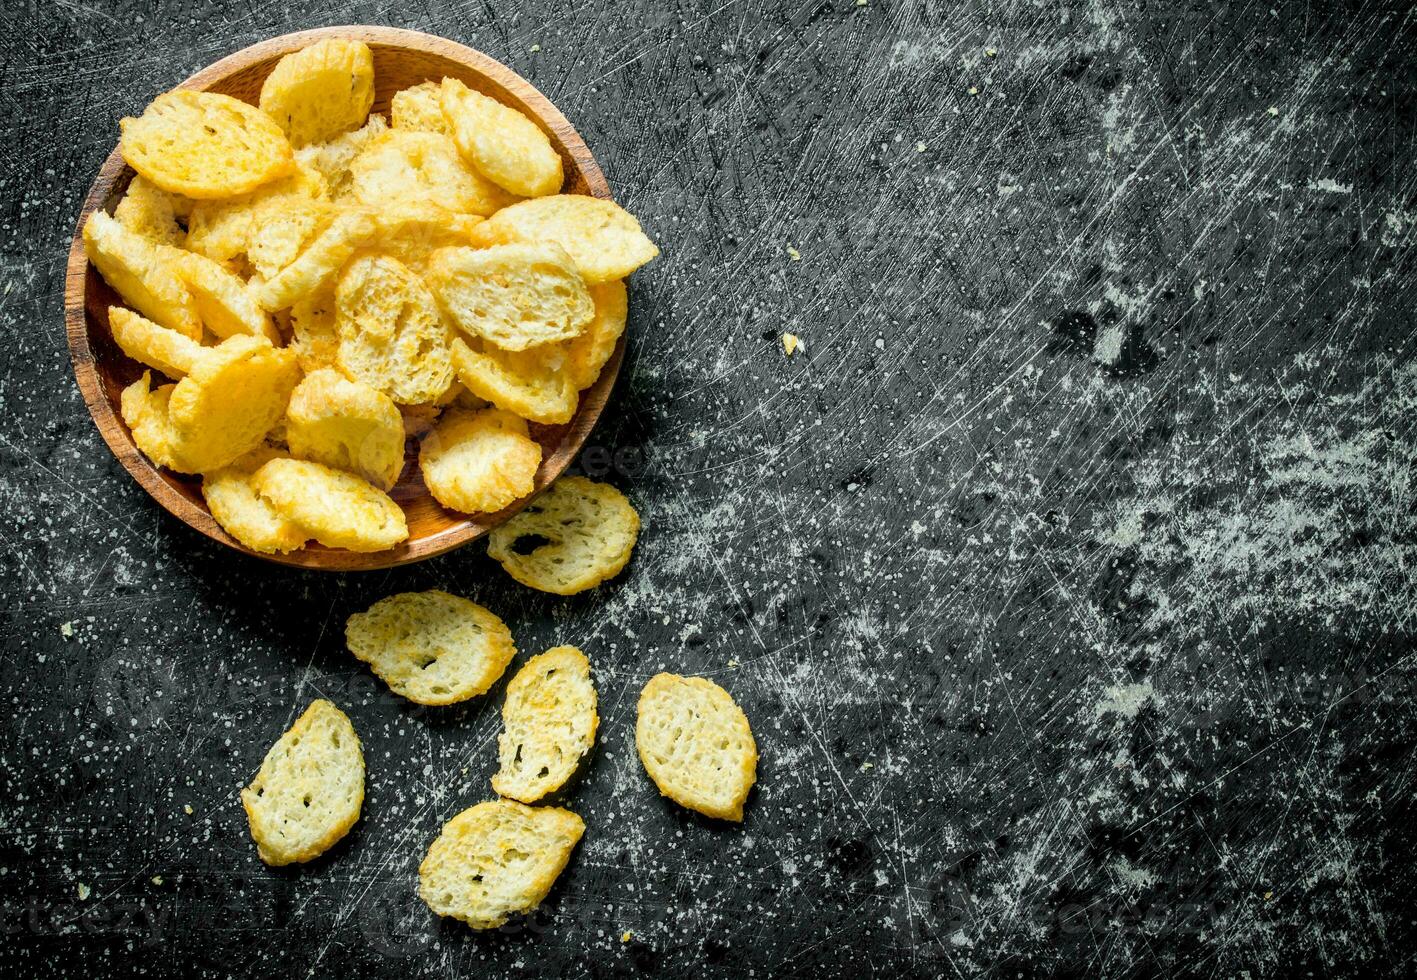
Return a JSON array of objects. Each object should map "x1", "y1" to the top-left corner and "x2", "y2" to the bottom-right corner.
[
  {"x1": 621, "y1": 930, "x2": 632, "y2": 942},
  {"x1": 986, "y1": 47, "x2": 998, "y2": 57},
  {"x1": 915, "y1": 141, "x2": 927, "y2": 153},
  {"x1": 782, "y1": 333, "x2": 801, "y2": 357},
  {"x1": 860, "y1": 761, "x2": 874, "y2": 771},
  {"x1": 77, "y1": 882, "x2": 90, "y2": 901},
  {"x1": 1264, "y1": 890, "x2": 1273, "y2": 900},
  {"x1": 183, "y1": 804, "x2": 193, "y2": 815},
  {"x1": 1267, "y1": 106, "x2": 1279, "y2": 117},
  {"x1": 727, "y1": 658, "x2": 740, "y2": 668},
  {"x1": 152, "y1": 876, "x2": 163, "y2": 885},
  {"x1": 60, "y1": 622, "x2": 74, "y2": 638},
  {"x1": 968, "y1": 86, "x2": 979, "y2": 96},
  {"x1": 530, "y1": 44, "x2": 541, "y2": 52},
  {"x1": 785, "y1": 245, "x2": 801, "y2": 261}
]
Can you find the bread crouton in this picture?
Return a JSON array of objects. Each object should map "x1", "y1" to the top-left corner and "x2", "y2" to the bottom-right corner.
[
  {"x1": 241, "y1": 699, "x2": 364, "y2": 865},
  {"x1": 636, "y1": 673, "x2": 757, "y2": 821},
  {"x1": 493, "y1": 646, "x2": 598, "y2": 803}
]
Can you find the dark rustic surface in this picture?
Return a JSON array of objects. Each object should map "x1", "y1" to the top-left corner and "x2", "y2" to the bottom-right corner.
[{"x1": 2, "y1": 1, "x2": 1415, "y2": 977}]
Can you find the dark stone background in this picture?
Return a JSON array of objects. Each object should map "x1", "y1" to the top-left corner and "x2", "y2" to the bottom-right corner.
[{"x1": 2, "y1": 0, "x2": 1415, "y2": 976}]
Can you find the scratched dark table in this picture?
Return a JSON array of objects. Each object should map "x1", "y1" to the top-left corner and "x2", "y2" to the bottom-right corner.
[{"x1": 3, "y1": 0, "x2": 1415, "y2": 976}]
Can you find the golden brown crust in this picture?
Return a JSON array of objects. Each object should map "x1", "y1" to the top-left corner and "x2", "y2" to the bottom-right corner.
[
  {"x1": 417, "y1": 800, "x2": 584, "y2": 929},
  {"x1": 120, "y1": 90, "x2": 293, "y2": 199},
  {"x1": 241, "y1": 699, "x2": 364, "y2": 865},
  {"x1": 635, "y1": 673, "x2": 758, "y2": 821},
  {"x1": 492, "y1": 646, "x2": 599, "y2": 803},
  {"x1": 344, "y1": 590, "x2": 516, "y2": 705},
  {"x1": 487, "y1": 476, "x2": 639, "y2": 594}
]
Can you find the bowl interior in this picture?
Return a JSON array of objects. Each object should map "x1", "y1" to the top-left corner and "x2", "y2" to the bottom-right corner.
[{"x1": 68, "y1": 28, "x2": 618, "y2": 571}]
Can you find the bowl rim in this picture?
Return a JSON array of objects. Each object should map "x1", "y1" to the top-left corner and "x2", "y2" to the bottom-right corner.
[{"x1": 64, "y1": 25, "x2": 622, "y2": 572}]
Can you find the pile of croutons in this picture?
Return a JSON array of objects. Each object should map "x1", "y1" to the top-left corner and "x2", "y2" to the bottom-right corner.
[{"x1": 85, "y1": 38, "x2": 657, "y2": 554}]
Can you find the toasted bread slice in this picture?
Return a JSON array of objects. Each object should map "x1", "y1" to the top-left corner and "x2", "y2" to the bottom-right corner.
[
  {"x1": 486, "y1": 476, "x2": 639, "y2": 594},
  {"x1": 83, "y1": 211, "x2": 200, "y2": 339},
  {"x1": 259, "y1": 39, "x2": 375, "y2": 148},
  {"x1": 294, "y1": 114, "x2": 387, "y2": 199},
  {"x1": 349, "y1": 130, "x2": 515, "y2": 216},
  {"x1": 335, "y1": 254, "x2": 455, "y2": 404},
  {"x1": 119, "y1": 371, "x2": 189, "y2": 472},
  {"x1": 439, "y1": 78, "x2": 563, "y2": 198},
  {"x1": 290, "y1": 292, "x2": 340, "y2": 373},
  {"x1": 636, "y1": 673, "x2": 758, "y2": 821},
  {"x1": 565, "y1": 280, "x2": 628, "y2": 390},
  {"x1": 427, "y1": 243, "x2": 593, "y2": 351},
  {"x1": 113, "y1": 175, "x2": 187, "y2": 247},
  {"x1": 418, "y1": 407, "x2": 541, "y2": 515},
  {"x1": 390, "y1": 80, "x2": 451, "y2": 135},
  {"x1": 169, "y1": 251, "x2": 280, "y2": 344},
  {"x1": 165, "y1": 335, "x2": 299, "y2": 473},
  {"x1": 252, "y1": 457, "x2": 407, "y2": 552},
  {"x1": 449, "y1": 337, "x2": 577, "y2": 425},
  {"x1": 246, "y1": 196, "x2": 331, "y2": 280},
  {"x1": 184, "y1": 162, "x2": 327, "y2": 265},
  {"x1": 286, "y1": 369, "x2": 405, "y2": 490},
  {"x1": 468, "y1": 195, "x2": 658, "y2": 285},
  {"x1": 108, "y1": 307, "x2": 204, "y2": 379},
  {"x1": 418, "y1": 800, "x2": 584, "y2": 930},
  {"x1": 120, "y1": 90, "x2": 293, "y2": 199},
  {"x1": 492, "y1": 646, "x2": 598, "y2": 803},
  {"x1": 370, "y1": 204, "x2": 482, "y2": 271},
  {"x1": 241, "y1": 699, "x2": 364, "y2": 865},
  {"x1": 345, "y1": 590, "x2": 515, "y2": 704},
  {"x1": 202, "y1": 446, "x2": 308, "y2": 554},
  {"x1": 252, "y1": 209, "x2": 377, "y2": 311}
]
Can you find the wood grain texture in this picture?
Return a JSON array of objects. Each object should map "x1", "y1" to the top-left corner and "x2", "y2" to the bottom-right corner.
[{"x1": 65, "y1": 26, "x2": 620, "y2": 570}]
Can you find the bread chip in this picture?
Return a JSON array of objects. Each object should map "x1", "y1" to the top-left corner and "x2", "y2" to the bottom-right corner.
[
  {"x1": 348, "y1": 130, "x2": 515, "y2": 216},
  {"x1": 449, "y1": 338, "x2": 577, "y2": 425},
  {"x1": 290, "y1": 292, "x2": 340, "y2": 373},
  {"x1": 108, "y1": 307, "x2": 204, "y2": 379},
  {"x1": 119, "y1": 371, "x2": 188, "y2": 471},
  {"x1": 486, "y1": 476, "x2": 639, "y2": 594},
  {"x1": 344, "y1": 590, "x2": 515, "y2": 705},
  {"x1": 184, "y1": 164, "x2": 326, "y2": 265},
  {"x1": 113, "y1": 175, "x2": 187, "y2": 247},
  {"x1": 565, "y1": 280, "x2": 628, "y2": 390},
  {"x1": 157, "y1": 336, "x2": 298, "y2": 472},
  {"x1": 468, "y1": 195, "x2": 658, "y2": 285},
  {"x1": 335, "y1": 254, "x2": 455, "y2": 404},
  {"x1": 390, "y1": 80, "x2": 450, "y2": 135},
  {"x1": 370, "y1": 204, "x2": 482, "y2": 270},
  {"x1": 636, "y1": 673, "x2": 757, "y2": 821},
  {"x1": 252, "y1": 457, "x2": 407, "y2": 551},
  {"x1": 202, "y1": 446, "x2": 308, "y2": 554},
  {"x1": 169, "y1": 252, "x2": 280, "y2": 343},
  {"x1": 440, "y1": 78, "x2": 563, "y2": 198},
  {"x1": 83, "y1": 211, "x2": 201, "y2": 339},
  {"x1": 258, "y1": 39, "x2": 375, "y2": 148},
  {"x1": 120, "y1": 89, "x2": 293, "y2": 199},
  {"x1": 252, "y1": 209, "x2": 377, "y2": 311},
  {"x1": 246, "y1": 197, "x2": 331, "y2": 280},
  {"x1": 492, "y1": 646, "x2": 598, "y2": 803},
  {"x1": 418, "y1": 407, "x2": 541, "y2": 514},
  {"x1": 294, "y1": 114, "x2": 387, "y2": 199},
  {"x1": 241, "y1": 699, "x2": 364, "y2": 865},
  {"x1": 427, "y1": 243, "x2": 593, "y2": 351},
  {"x1": 286, "y1": 369, "x2": 405, "y2": 490},
  {"x1": 418, "y1": 800, "x2": 584, "y2": 930}
]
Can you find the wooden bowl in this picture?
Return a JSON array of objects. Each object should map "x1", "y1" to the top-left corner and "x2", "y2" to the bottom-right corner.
[{"x1": 64, "y1": 26, "x2": 620, "y2": 571}]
